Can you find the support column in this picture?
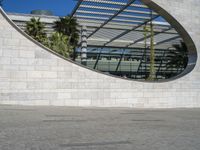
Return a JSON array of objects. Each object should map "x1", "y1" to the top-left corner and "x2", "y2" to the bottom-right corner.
[{"x1": 81, "y1": 25, "x2": 87, "y2": 65}]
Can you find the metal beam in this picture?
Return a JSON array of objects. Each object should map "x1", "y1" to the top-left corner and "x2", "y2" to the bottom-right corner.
[
  {"x1": 104, "y1": 15, "x2": 160, "y2": 46},
  {"x1": 156, "y1": 35, "x2": 180, "y2": 46},
  {"x1": 77, "y1": 19, "x2": 141, "y2": 29},
  {"x1": 86, "y1": 45, "x2": 169, "y2": 52},
  {"x1": 135, "y1": 52, "x2": 146, "y2": 79},
  {"x1": 87, "y1": 0, "x2": 137, "y2": 38},
  {"x1": 82, "y1": 0, "x2": 148, "y2": 8},
  {"x1": 75, "y1": 15, "x2": 144, "y2": 24},
  {"x1": 77, "y1": 20, "x2": 172, "y2": 32},
  {"x1": 76, "y1": 10, "x2": 151, "y2": 20},
  {"x1": 79, "y1": 5, "x2": 157, "y2": 15},
  {"x1": 156, "y1": 50, "x2": 167, "y2": 78},
  {"x1": 77, "y1": 21, "x2": 176, "y2": 33},
  {"x1": 116, "y1": 49, "x2": 125, "y2": 72},
  {"x1": 88, "y1": 45, "x2": 170, "y2": 54},
  {"x1": 94, "y1": 48, "x2": 103, "y2": 69},
  {"x1": 127, "y1": 27, "x2": 173, "y2": 47},
  {"x1": 70, "y1": 0, "x2": 82, "y2": 17}
]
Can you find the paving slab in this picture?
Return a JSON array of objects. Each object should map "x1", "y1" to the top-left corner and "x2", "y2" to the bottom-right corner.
[{"x1": 0, "y1": 105, "x2": 200, "y2": 150}]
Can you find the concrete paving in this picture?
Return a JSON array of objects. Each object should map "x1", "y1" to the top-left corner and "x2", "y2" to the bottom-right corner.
[{"x1": 0, "y1": 105, "x2": 200, "y2": 150}]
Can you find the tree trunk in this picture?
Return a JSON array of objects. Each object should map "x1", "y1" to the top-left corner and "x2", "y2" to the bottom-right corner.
[{"x1": 147, "y1": 22, "x2": 156, "y2": 81}]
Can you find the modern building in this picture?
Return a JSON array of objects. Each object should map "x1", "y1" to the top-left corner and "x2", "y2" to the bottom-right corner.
[
  {"x1": 8, "y1": 7, "x2": 186, "y2": 81},
  {"x1": 0, "y1": 0, "x2": 199, "y2": 108}
]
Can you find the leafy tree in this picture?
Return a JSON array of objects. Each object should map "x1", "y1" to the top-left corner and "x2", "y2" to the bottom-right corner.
[
  {"x1": 166, "y1": 41, "x2": 188, "y2": 74},
  {"x1": 54, "y1": 16, "x2": 79, "y2": 47},
  {"x1": 49, "y1": 32, "x2": 73, "y2": 58},
  {"x1": 54, "y1": 16, "x2": 79, "y2": 59},
  {"x1": 25, "y1": 17, "x2": 47, "y2": 45}
]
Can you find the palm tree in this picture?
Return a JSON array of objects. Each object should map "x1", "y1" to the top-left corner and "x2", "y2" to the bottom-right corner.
[
  {"x1": 143, "y1": 25, "x2": 148, "y2": 78},
  {"x1": 166, "y1": 41, "x2": 188, "y2": 75},
  {"x1": 54, "y1": 16, "x2": 79, "y2": 47},
  {"x1": 49, "y1": 32, "x2": 73, "y2": 58},
  {"x1": 54, "y1": 16, "x2": 79, "y2": 59},
  {"x1": 147, "y1": 23, "x2": 156, "y2": 81},
  {"x1": 25, "y1": 17, "x2": 47, "y2": 45}
]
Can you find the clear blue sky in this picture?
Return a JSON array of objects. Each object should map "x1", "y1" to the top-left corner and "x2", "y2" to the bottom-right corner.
[{"x1": 2, "y1": 0, "x2": 77, "y2": 16}]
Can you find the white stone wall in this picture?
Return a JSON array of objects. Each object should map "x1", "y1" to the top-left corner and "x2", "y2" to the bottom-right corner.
[{"x1": 0, "y1": 0, "x2": 200, "y2": 108}]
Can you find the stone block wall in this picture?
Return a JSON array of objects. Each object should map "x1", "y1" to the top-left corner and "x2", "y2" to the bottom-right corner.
[{"x1": 0, "y1": 0, "x2": 200, "y2": 108}]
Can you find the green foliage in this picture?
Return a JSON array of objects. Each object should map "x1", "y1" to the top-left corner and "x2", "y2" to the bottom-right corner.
[
  {"x1": 166, "y1": 41, "x2": 188, "y2": 72},
  {"x1": 49, "y1": 32, "x2": 73, "y2": 58},
  {"x1": 54, "y1": 16, "x2": 79, "y2": 48},
  {"x1": 25, "y1": 17, "x2": 47, "y2": 45},
  {"x1": 25, "y1": 16, "x2": 79, "y2": 59}
]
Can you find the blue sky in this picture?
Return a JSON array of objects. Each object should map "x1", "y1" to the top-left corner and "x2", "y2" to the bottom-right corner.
[{"x1": 2, "y1": 0, "x2": 77, "y2": 16}]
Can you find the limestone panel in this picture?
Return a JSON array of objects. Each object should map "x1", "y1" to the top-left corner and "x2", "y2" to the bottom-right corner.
[{"x1": 0, "y1": 0, "x2": 199, "y2": 108}]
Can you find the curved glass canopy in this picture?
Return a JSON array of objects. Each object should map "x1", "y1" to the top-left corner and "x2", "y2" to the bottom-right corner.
[{"x1": 72, "y1": 0, "x2": 190, "y2": 81}]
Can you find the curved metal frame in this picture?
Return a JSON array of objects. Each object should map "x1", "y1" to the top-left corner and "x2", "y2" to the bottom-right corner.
[{"x1": 141, "y1": 0, "x2": 197, "y2": 82}]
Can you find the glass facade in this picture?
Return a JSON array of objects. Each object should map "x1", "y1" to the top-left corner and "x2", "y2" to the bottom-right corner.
[{"x1": 75, "y1": 42, "x2": 187, "y2": 81}]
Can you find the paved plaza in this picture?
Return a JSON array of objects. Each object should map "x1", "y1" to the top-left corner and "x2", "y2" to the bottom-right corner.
[{"x1": 0, "y1": 105, "x2": 200, "y2": 150}]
